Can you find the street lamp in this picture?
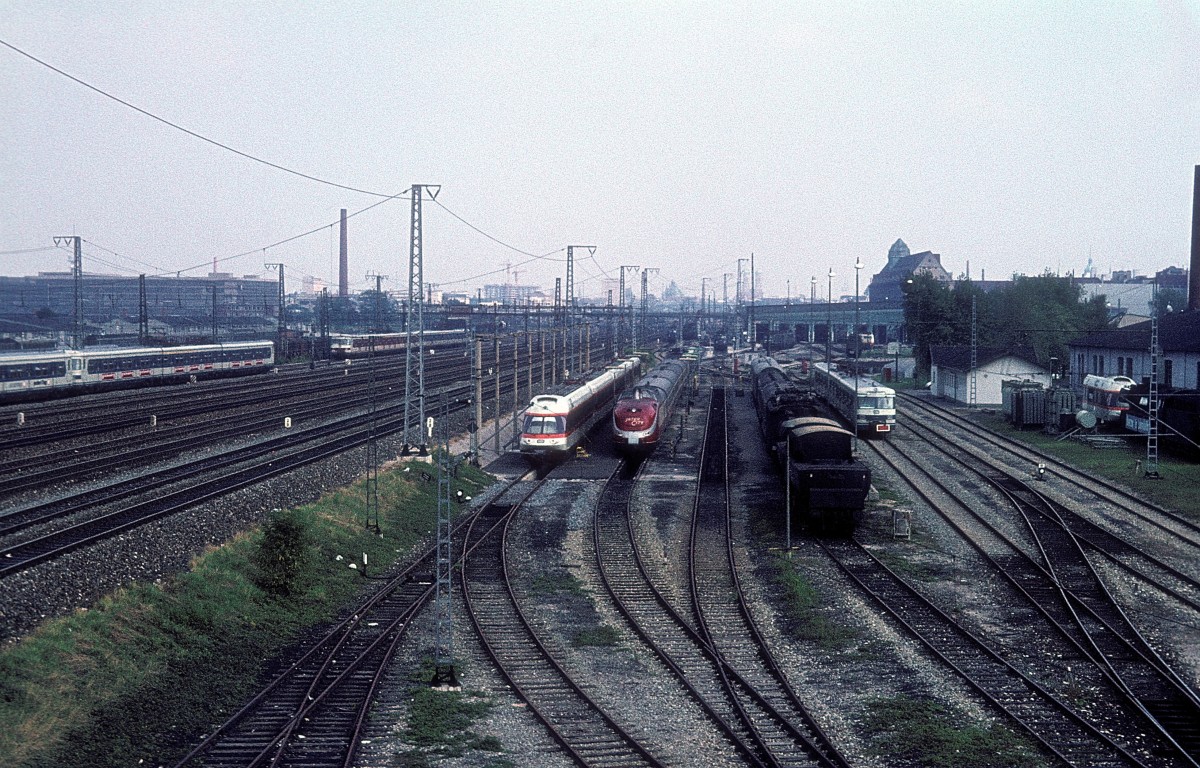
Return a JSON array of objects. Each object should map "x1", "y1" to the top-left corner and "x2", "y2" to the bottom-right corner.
[
  {"x1": 810, "y1": 275, "x2": 817, "y2": 366},
  {"x1": 854, "y1": 258, "x2": 863, "y2": 442},
  {"x1": 826, "y1": 268, "x2": 834, "y2": 369},
  {"x1": 854, "y1": 258, "x2": 863, "y2": 360}
]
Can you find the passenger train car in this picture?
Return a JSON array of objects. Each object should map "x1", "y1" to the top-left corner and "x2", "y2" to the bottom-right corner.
[
  {"x1": 1081, "y1": 374, "x2": 1135, "y2": 425},
  {"x1": 813, "y1": 362, "x2": 895, "y2": 437},
  {"x1": 751, "y1": 356, "x2": 871, "y2": 533},
  {"x1": 520, "y1": 357, "x2": 641, "y2": 463},
  {"x1": 328, "y1": 329, "x2": 467, "y2": 359},
  {"x1": 0, "y1": 341, "x2": 275, "y2": 403},
  {"x1": 612, "y1": 358, "x2": 692, "y2": 458}
]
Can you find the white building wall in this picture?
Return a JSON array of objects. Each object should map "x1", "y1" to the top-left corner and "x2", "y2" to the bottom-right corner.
[
  {"x1": 932, "y1": 356, "x2": 1051, "y2": 405},
  {"x1": 1072, "y1": 345, "x2": 1199, "y2": 390}
]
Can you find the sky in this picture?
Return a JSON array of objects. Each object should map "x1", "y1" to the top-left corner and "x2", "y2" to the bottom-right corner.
[{"x1": 2, "y1": 2, "x2": 1199, "y2": 302}]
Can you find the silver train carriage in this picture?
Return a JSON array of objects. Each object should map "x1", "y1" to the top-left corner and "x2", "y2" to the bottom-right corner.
[
  {"x1": 328, "y1": 329, "x2": 467, "y2": 358},
  {"x1": 520, "y1": 357, "x2": 641, "y2": 462},
  {"x1": 0, "y1": 341, "x2": 275, "y2": 402},
  {"x1": 813, "y1": 362, "x2": 895, "y2": 437}
]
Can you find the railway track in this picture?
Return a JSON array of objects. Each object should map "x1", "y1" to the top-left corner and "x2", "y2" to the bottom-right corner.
[
  {"x1": 460, "y1": 471, "x2": 667, "y2": 768},
  {"x1": 0, "y1": 337, "x2": 615, "y2": 576},
  {"x1": 866, "y1": 428, "x2": 1197, "y2": 765},
  {"x1": 819, "y1": 537, "x2": 1150, "y2": 766},
  {"x1": 896, "y1": 392, "x2": 1200, "y2": 549},
  {"x1": 689, "y1": 388, "x2": 852, "y2": 767},
  {"x1": 170, "y1": 473, "x2": 530, "y2": 768},
  {"x1": 593, "y1": 387, "x2": 844, "y2": 767},
  {"x1": 886, "y1": 409, "x2": 1200, "y2": 762},
  {"x1": 0, "y1": 385, "x2": 475, "y2": 577}
]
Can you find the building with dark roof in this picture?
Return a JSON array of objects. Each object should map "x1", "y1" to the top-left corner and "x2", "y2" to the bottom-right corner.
[
  {"x1": 868, "y1": 240, "x2": 952, "y2": 301},
  {"x1": 1067, "y1": 310, "x2": 1200, "y2": 390},
  {"x1": 929, "y1": 345, "x2": 1048, "y2": 405}
]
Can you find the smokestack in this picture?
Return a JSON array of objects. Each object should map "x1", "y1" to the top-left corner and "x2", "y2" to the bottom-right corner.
[
  {"x1": 339, "y1": 208, "x2": 349, "y2": 298},
  {"x1": 1190, "y1": 166, "x2": 1200, "y2": 312}
]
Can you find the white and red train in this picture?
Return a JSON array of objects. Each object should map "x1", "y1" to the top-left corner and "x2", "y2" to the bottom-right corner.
[
  {"x1": 1081, "y1": 374, "x2": 1135, "y2": 425},
  {"x1": 519, "y1": 357, "x2": 641, "y2": 462},
  {"x1": 0, "y1": 341, "x2": 275, "y2": 402},
  {"x1": 328, "y1": 330, "x2": 467, "y2": 359},
  {"x1": 611, "y1": 358, "x2": 692, "y2": 458}
]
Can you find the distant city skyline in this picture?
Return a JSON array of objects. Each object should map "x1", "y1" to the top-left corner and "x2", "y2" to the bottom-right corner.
[{"x1": 4, "y1": 4, "x2": 1198, "y2": 301}]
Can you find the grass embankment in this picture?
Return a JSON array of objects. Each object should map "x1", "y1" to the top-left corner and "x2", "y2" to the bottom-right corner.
[
  {"x1": 0, "y1": 457, "x2": 493, "y2": 768},
  {"x1": 969, "y1": 410, "x2": 1200, "y2": 514}
]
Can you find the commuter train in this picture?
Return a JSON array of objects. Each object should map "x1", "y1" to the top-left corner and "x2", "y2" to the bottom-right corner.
[
  {"x1": 813, "y1": 362, "x2": 896, "y2": 437},
  {"x1": 520, "y1": 357, "x2": 641, "y2": 463},
  {"x1": 0, "y1": 341, "x2": 275, "y2": 403},
  {"x1": 328, "y1": 330, "x2": 468, "y2": 359},
  {"x1": 751, "y1": 356, "x2": 871, "y2": 533},
  {"x1": 1081, "y1": 374, "x2": 1135, "y2": 425},
  {"x1": 612, "y1": 358, "x2": 692, "y2": 458}
]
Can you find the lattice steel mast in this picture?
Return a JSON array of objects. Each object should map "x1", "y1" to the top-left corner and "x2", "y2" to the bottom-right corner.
[{"x1": 403, "y1": 184, "x2": 439, "y2": 455}]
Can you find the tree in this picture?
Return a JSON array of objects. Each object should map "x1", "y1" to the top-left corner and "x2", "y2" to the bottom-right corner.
[
  {"x1": 904, "y1": 273, "x2": 1109, "y2": 380},
  {"x1": 252, "y1": 509, "x2": 311, "y2": 597},
  {"x1": 1152, "y1": 287, "x2": 1186, "y2": 318}
]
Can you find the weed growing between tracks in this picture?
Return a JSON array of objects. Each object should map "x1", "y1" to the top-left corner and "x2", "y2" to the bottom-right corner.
[
  {"x1": 863, "y1": 695, "x2": 1045, "y2": 768},
  {"x1": 394, "y1": 674, "x2": 508, "y2": 768},
  {"x1": 767, "y1": 553, "x2": 860, "y2": 650},
  {"x1": 0, "y1": 457, "x2": 492, "y2": 768}
]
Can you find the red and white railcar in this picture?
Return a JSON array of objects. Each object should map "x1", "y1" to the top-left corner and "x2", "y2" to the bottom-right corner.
[{"x1": 520, "y1": 357, "x2": 641, "y2": 462}]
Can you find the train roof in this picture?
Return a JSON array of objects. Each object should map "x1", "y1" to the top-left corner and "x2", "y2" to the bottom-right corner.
[
  {"x1": 814, "y1": 362, "x2": 895, "y2": 395},
  {"x1": 527, "y1": 357, "x2": 640, "y2": 411},
  {"x1": 790, "y1": 422, "x2": 854, "y2": 439},
  {"x1": 781, "y1": 416, "x2": 844, "y2": 431},
  {"x1": 0, "y1": 340, "x2": 273, "y2": 361}
]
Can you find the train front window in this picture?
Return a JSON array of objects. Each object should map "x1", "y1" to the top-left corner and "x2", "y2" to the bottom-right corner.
[
  {"x1": 859, "y1": 395, "x2": 892, "y2": 410},
  {"x1": 523, "y1": 415, "x2": 565, "y2": 435}
]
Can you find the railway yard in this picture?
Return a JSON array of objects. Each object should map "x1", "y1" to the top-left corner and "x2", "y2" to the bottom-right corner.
[{"x1": 2, "y1": 346, "x2": 1199, "y2": 768}]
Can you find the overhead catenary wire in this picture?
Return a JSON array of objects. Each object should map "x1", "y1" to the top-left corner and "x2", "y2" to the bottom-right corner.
[
  {"x1": 0, "y1": 37, "x2": 399, "y2": 199},
  {"x1": 4, "y1": 37, "x2": 717, "y2": 296}
]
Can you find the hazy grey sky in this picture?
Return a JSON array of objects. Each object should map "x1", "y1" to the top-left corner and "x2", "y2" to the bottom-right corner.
[{"x1": 3, "y1": 2, "x2": 1198, "y2": 301}]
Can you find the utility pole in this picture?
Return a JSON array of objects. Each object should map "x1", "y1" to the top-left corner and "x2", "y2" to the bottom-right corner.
[
  {"x1": 319, "y1": 289, "x2": 330, "y2": 362},
  {"x1": 737, "y1": 258, "x2": 749, "y2": 349},
  {"x1": 619, "y1": 265, "x2": 639, "y2": 352},
  {"x1": 472, "y1": 337, "x2": 483, "y2": 466},
  {"x1": 366, "y1": 337, "x2": 380, "y2": 533},
  {"x1": 566, "y1": 245, "x2": 594, "y2": 376},
  {"x1": 403, "y1": 184, "x2": 440, "y2": 455},
  {"x1": 640, "y1": 268, "x2": 659, "y2": 352},
  {"x1": 431, "y1": 393, "x2": 461, "y2": 690},
  {"x1": 210, "y1": 284, "x2": 219, "y2": 342},
  {"x1": 554, "y1": 278, "x2": 563, "y2": 378},
  {"x1": 54, "y1": 236, "x2": 83, "y2": 350},
  {"x1": 138, "y1": 274, "x2": 149, "y2": 345},
  {"x1": 264, "y1": 263, "x2": 286, "y2": 358},
  {"x1": 826, "y1": 268, "x2": 835, "y2": 370},
  {"x1": 367, "y1": 271, "x2": 388, "y2": 332},
  {"x1": 749, "y1": 252, "x2": 756, "y2": 350}
]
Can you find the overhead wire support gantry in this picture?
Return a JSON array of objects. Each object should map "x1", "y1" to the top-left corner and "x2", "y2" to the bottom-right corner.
[{"x1": 403, "y1": 184, "x2": 440, "y2": 456}]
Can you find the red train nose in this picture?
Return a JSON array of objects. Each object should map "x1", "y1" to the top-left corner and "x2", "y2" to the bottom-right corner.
[{"x1": 615, "y1": 401, "x2": 657, "y2": 430}]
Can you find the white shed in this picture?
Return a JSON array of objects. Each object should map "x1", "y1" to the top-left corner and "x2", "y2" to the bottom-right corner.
[{"x1": 930, "y1": 346, "x2": 1050, "y2": 406}]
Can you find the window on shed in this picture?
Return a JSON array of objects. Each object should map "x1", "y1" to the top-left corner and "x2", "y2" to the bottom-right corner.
[{"x1": 1164, "y1": 359, "x2": 1173, "y2": 388}]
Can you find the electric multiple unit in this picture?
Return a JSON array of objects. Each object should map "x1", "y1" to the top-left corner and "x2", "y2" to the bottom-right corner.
[{"x1": 520, "y1": 358, "x2": 641, "y2": 462}]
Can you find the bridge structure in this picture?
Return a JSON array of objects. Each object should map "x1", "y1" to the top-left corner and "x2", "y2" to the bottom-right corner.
[
  {"x1": 748, "y1": 299, "x2": 907, "y2": 351},
  {"x1": 351, "y1": 298, "x2": 907, "y2": 358}
]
